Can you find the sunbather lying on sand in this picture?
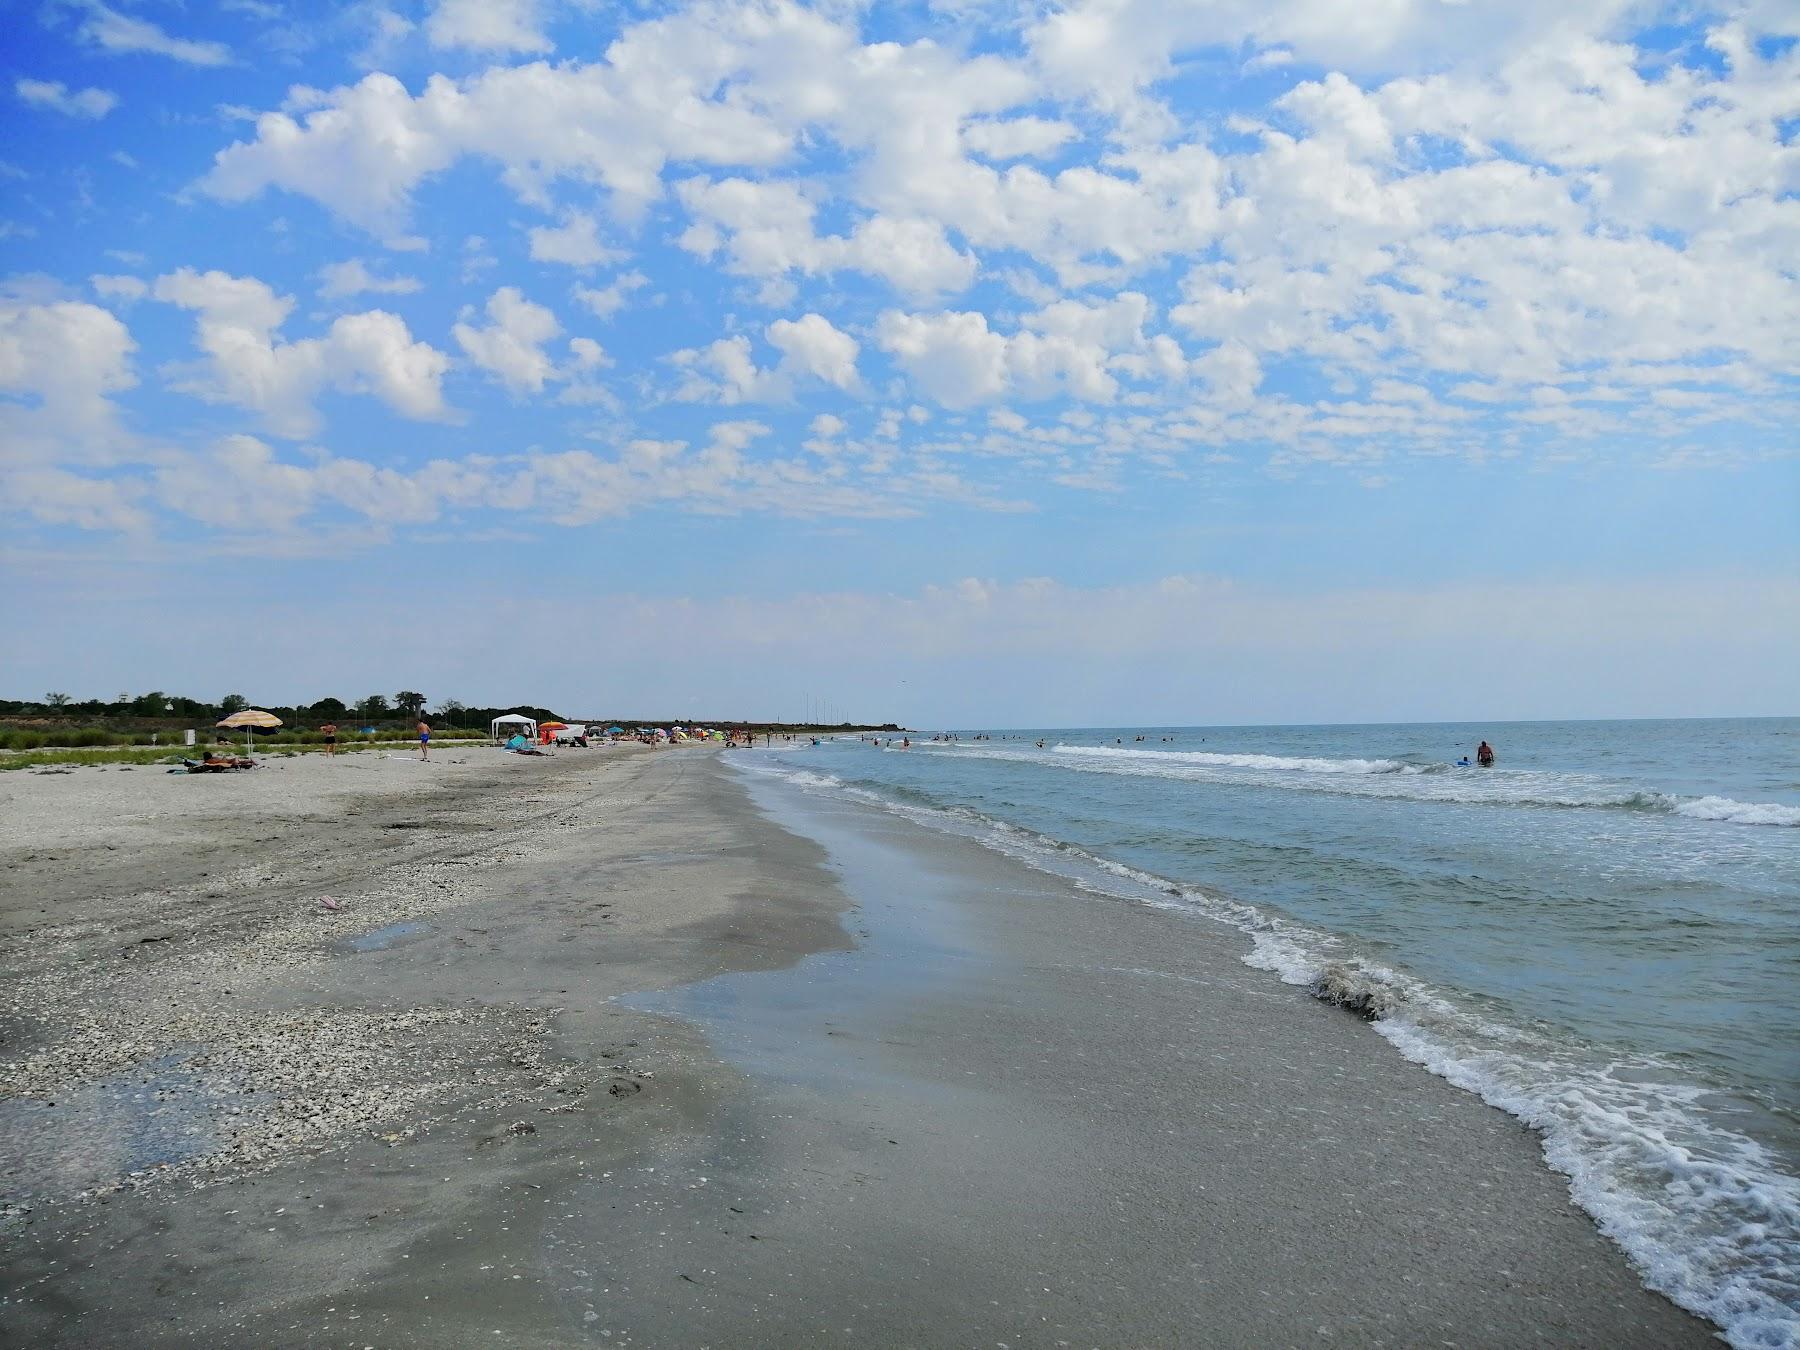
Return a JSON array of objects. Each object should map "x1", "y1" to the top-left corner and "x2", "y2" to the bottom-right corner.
[{"x1": 180, "y1": 752, "x2": 257, "y2": 772}]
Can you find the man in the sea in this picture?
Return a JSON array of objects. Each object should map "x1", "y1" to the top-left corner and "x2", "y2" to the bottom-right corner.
[{"x1": 1477, "y1": 740, "x2": 1495, "y2": 766}]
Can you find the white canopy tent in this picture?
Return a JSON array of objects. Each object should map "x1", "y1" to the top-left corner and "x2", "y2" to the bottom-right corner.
[{"x1": 490, "y1": 713, "x2": 539, "y2": 743}]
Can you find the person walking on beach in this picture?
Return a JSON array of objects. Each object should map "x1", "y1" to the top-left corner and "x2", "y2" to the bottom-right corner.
[
  {"x1": 417, "y1": 718, "x2": 431, "y2": 761},
  {"x1": 319, "y1": 721, "x2": 337, "y2": 755}
]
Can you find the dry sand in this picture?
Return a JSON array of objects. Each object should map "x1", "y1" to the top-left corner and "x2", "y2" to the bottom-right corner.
[{"x1": 0, "y1": 746, "x2": 1714, "y2": 1346}]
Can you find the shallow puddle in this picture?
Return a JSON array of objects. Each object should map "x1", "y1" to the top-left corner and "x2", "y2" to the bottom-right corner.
[
  {"x1": 0, "y1": 1049, "x2": 245, "y2": 1205},
  {"x1": 341, "y1": 920, "x2": 430, "y2": 952}
]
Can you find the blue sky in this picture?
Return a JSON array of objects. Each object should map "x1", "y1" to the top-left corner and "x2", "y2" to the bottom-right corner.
[{"x1": 1, "y1": 0, "x2": 1795, "y2": 724}]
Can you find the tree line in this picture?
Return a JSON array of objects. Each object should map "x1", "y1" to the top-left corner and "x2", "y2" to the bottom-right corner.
[
  {"x1": 3, "y1": 692, "x2": 561, "y2": 728},
  {"x1": 4, "y1": 692, "x2": 900, "y2": 735}
]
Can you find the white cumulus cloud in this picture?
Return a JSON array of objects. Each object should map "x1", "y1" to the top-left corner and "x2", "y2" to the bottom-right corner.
[
  {"x1": 962, "y1": 117, "x2": 1077, "y2": 160},
  {"x1": 767, "y1": 314, "x2": 860, "y2": 392},
  {"x1": 425, "y1": 0, "x2": 550, "y2": 53},
  {"x1": 453, "y1": 287, "x2": 564, "y2": 394},
  {"x1": 316, "y1": 259, "x2": 423, "y2": 299},
  {"x1": 79, "y1": 5, "x2": 231, "y2": 65},
  {"x1": 15, "y1": 79, "x2": 118, "y2": 119},
  {"x1": 678, "y1": 177, "x2": 979, "y2": 299},
  {"x1": 198, "y1": 3, "x2": 844, "y2": 233},
  {"x1": 672, "y1": 314, "x2": 861, "y2": 404},
  {"x1": 527, "y1": 211, "x2": 621, "y2": 267},
  {"x1": 572, "y1": 270, "x2": 648, "y2": 321},
  {"x1": 0, "y1": 296, "x2": 138, "y2": 461},
  {"x1": 153, "y1": 268, "x2": 451, "y2": 436},
  {"x1": 878, "y1": 295, "x2": 1175, "y2": 408}
]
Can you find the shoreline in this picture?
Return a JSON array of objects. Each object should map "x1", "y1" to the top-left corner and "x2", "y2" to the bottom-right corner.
[
  {"x1": 616, "y1": 757, "x2": 1713, "y2": 1345},
  {"x1": 2, "y1": 746, "x2": 1715, "y2": 1344}
]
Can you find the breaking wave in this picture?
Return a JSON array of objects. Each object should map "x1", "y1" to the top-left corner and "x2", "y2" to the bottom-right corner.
[
  {"x1": 924, "y1": 743, "x2": 1800, "y2": 827},
  {"x1": 1055, "y1": 744, "x2": 1442, "y2": 775},
  {"x1": 1674, "y1": 796, "x2": 1800, "y2": 828}
]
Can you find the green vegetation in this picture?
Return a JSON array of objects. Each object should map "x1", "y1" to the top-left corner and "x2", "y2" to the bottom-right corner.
[
  {"x1": 0, "y1": 728, "x2": 139, "y2": 750},
  {"x1": 0, "y1": 736, "x2": 490, "y2": 772}
]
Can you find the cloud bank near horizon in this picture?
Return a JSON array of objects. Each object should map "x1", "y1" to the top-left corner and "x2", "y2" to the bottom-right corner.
[{"x1": 4, "y1": 567, "x2": 1792, "y2": 725}]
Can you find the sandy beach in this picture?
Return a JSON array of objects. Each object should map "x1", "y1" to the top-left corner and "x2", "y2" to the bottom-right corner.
[{"x1": 0, "y1": 744, "x2": 1711, "y2": 1345}]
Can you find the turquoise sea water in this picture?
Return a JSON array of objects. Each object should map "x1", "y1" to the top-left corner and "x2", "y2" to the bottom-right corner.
[{"x1": 744, "y1": 718, "x2": 1800, "y2": 1348}]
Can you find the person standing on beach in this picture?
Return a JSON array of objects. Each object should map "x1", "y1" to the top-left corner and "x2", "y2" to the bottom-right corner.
[
  {"x1": 319, "y1": 722, "x2": 337, "y2": 756},
  {"x1": 417, "y1": 718, "x2": 431, "y2": 761}
]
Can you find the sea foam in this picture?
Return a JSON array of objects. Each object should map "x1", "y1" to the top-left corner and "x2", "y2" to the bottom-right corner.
[
  {"x1": 1674, "y1": 796, "x2": 1800, "y2": 828},
  {"x1": 1052, "y1": 744, "x2": 1428, "y2": 775}
]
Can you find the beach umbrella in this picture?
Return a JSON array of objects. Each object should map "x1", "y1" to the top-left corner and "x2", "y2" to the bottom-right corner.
[
  {"x1": 539, "y1": 721, "x2": 568, "y2": 731},
  {"x1": 604, "y1": 726, "x2": 623, "y2": 735},
  {"x1": 217, "y1": 708, "x2": 281, "y2": 757}
]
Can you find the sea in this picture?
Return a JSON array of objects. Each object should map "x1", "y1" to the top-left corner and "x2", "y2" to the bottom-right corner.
[{"x1": 742, "y1": 718, "x2": 1800, "y2": 1348}]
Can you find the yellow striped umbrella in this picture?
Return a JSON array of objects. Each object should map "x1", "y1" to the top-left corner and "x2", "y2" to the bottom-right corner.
[{"x1": 216, "y1": 708, "x2": 282, "y2": 756}]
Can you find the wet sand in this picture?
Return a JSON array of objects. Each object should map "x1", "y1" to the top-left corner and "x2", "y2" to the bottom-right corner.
[{"x1": 0, "y1": 748, "x2": 1712, "y2": 1345}]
